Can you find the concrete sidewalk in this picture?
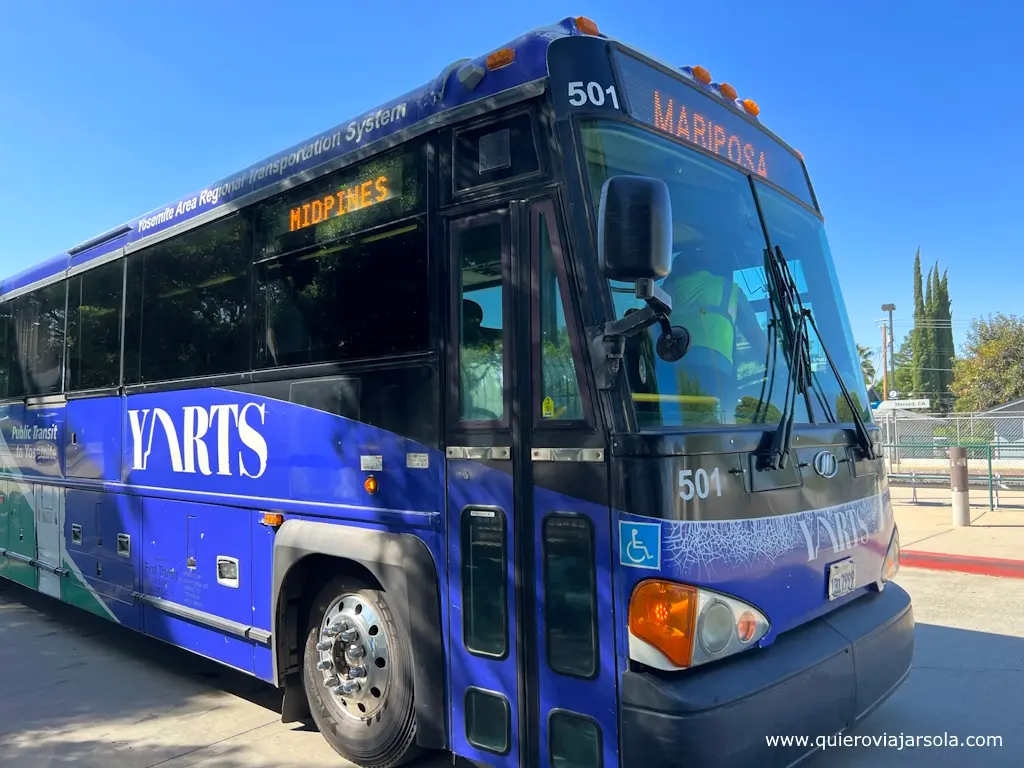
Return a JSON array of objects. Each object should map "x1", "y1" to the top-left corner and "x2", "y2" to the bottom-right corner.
[{"x1": 892, "y1": 485, "x2": 1024, "y2": 578}]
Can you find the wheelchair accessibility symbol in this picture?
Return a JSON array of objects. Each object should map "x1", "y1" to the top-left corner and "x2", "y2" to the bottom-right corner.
[{"x1": 619, "y1": 521, "x2": 661, "y2": 570}]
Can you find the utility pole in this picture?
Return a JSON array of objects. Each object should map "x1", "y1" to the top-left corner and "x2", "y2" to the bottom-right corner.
[
  {"x1": 881, "y1": 323, "x2": 889, "y2": 401},
  {"x1": 881, "y1": 303, "x2": 896, "y2": 396}
]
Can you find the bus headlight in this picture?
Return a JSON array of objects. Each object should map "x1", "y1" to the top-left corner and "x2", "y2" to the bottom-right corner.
[
  {"x1": 881, "y1": 526, "x2": 900, "y2": 583},
  {"x1": 628, "y1": 580, "x2": 769, "y2": 671}
]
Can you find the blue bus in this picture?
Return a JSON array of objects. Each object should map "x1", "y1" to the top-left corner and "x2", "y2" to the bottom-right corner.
[{"x1": 0, "y1": 16, "x2": 912, "y2": 768}]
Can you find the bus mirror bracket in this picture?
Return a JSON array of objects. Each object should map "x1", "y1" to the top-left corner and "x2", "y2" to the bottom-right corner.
[{"x1": 590, "y1": 279, "x2": 690, "y2": 390}]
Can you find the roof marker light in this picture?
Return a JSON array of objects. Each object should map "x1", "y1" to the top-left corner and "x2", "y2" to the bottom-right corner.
[
  {"x1": 742, "y1": 98, "x2": 760, "y2": 116},
  {"x1": 719, "y1": 82, "x2": 738, "y2": 100},
  {"x1": 692, "y1": 66, "x2": 712, "y2": 85},
  {"x1": 486, "y1": 48, "x2": 515, "y2": 70},
  {"x1": 575, "y1": 16, "x2": 600, "y2": 35}
]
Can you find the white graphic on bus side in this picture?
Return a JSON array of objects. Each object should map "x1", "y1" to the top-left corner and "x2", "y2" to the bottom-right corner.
[{"x1": 127, "y1": 403, "x2": 268, "y2": 478}]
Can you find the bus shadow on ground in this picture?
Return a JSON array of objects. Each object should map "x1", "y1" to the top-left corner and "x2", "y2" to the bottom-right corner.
[
  {"x1": 2, "y1": 580, "x2": 1021, "y2": 767},
  {"x1": 0, "y1": 580, "x2": 296, "y2": 768}
]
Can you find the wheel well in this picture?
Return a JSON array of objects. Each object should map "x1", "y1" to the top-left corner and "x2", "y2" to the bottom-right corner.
[
  {"x1": 276, "y1": 554, "x2": 382, "y2": 681},
  {"x1": 271, "y1": 522, "x2": 448, "y2": 750}
]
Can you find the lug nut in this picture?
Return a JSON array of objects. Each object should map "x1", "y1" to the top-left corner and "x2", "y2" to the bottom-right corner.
[
  {"x1": 348, "y1": 665, "x2": 367, "y2": 679},
  {"x1": 346, "y1": 643, "x2": 365, "y2": 659},
  {"x1": 324, "y1": 675, "x2": 340, "y2": 687},
  {"x1": 333, "y1": 680, "x2": 361, "y2": 695},
  {"x1": 316, "y1": 659, "x2": 333, "y2": 671},
  {"x1": 340, "y1": 628, "x2": 358, "y2": 643},
  {"x1": 315, "y1": 639, "x2": 333, "y2": 652}
]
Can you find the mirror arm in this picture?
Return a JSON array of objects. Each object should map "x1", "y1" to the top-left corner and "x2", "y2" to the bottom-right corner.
[{"x1": 590, "y1": 281, "x2": 675, "y2": 390}]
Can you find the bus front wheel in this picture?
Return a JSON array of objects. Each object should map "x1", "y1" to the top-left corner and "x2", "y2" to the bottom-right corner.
[{"x1": 302, "y1": 575, "x2": 421, "y2": 767}]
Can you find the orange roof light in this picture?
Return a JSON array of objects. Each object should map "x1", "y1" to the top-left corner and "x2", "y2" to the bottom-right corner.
[
  {"x1": 628, "y1": 580, "x2": 697, "y2": 667},
  {"x1": 742, "y1": 98, "x2": 760, "y2": 116},
  {"x1": 486, "y1": 48, "x2": 515, "y2": 70},
  {"x1": 692, "y1": 66, "x2": 712, "y2": 85},
  {"x1": 795, "y1": 149, "x2": 804, "y2": 160},
  {"x1": 575, "y1": 16, "x2": 600, "y2": 36},
  {"x1": 260, "y1": 512, "x2": 284, "y2": 527},
  {"x1": 364, "y1": 475, "x2": 379, "y2": 494},
  {"x1": 720, "y1": 82, "x2": 738, "y2": 100}
]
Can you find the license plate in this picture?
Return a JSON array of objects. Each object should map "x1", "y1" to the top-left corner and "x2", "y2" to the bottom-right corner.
[{"x1": 827, "y1": 559, "x2": 857, "y2": 600}]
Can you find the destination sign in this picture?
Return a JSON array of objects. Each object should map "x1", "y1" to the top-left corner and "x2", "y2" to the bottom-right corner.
[
  {"x1": 258, "y1": 151, "x2": 421, "y2": 259},
  {"x1": 613, "y1": 51, "x2": 814, "y2": 206},
  {"x1": 288, "y1": 171, "x2": 395, "y2": 233}
]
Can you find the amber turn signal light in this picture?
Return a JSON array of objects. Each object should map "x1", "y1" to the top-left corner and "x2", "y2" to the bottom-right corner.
[{"x1": 628, "y1": 580, "x2": 698, "y2": 667}]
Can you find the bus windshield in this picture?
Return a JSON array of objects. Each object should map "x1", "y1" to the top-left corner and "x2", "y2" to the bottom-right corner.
[{"x1": 580, "y1": 120, "x2": 870, "y2": 429}]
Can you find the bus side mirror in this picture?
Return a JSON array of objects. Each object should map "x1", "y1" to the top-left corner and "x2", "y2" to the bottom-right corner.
[{"x1": 597, "y1": 175, "x2": 673, "y2": 283}]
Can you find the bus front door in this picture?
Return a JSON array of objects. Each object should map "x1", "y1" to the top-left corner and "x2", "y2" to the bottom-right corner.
[{"x1": 445, "y1": 198, "x2": 617, "y2": 767}]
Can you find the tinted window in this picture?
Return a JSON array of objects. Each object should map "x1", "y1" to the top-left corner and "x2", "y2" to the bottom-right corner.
[
  {"x1": 537, "y1": 210, "x2": 582, "y2": 421},
  {"x1": 254, "y1": 218, "x2": 428, "y2": 368},
  {"x1": 465, "y1": 688, "x2": 510, "y2": 755},
  {"x1": 8, "y1": 281, "x2": 67, "y2": 397},
  {"x1": 235, "y1": 365, "x2": 439, "y2": 447},
  {"x1": 66, "y1": 259, "x2": 123, "y2": 391},
  {"x1": 455, "y1": 112, "x2": 539, "y2": 191},
  {"x1": 543, "y1": 514, "x2": 598, "y2": 678},
  {"x1": 124, "y1": 214, "x2": 251, "y2": 384},
  {"x1": 0, "y1": 303, "x2": 13, "y2": 398},
  {"x1": 456, "y1": 218, "x2": 506, "y2": 422},
  {"x1": 253, "y1": 148, "x2": 426, "y2": 369},
  {"x1": 461, "y1": 507, "x2": 507, "y2": 658},
  {"x1": 550, "y1": 712, "x2": 602, "y2": 768}
]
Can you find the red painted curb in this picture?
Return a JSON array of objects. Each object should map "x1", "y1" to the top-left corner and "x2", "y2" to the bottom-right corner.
[{"x1": 900, "y1": 549, "x2": 1024, "y2": 579}]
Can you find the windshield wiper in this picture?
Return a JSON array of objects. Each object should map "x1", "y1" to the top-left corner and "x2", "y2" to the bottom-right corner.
[{"x1": 760, "y1": 245, "x2": 877, "y2": 470}]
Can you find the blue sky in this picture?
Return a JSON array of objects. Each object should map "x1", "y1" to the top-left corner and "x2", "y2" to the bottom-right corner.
[{"x1": 1, "y1": 1, "x2": 1020, "y2": 368}]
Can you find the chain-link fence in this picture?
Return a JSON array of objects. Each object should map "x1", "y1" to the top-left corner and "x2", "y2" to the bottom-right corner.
[{"x1": 876, "y1": 409, "x2": 1024, "y2": 509}]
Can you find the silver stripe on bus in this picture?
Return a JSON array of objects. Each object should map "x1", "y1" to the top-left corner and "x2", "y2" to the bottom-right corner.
[
  {"x1": 446, "y1": 446, "x2": 512, "y2": 461},
  {"x1": 531, "y1": 447, "x2": 605, "y2": 462},
  {"x1": 140, "y1": 594, "x2": 272, "y2": 646}
]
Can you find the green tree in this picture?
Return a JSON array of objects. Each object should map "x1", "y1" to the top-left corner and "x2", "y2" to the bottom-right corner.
[
  {"x1": 935, "y1": 269, "x2": 955, "y2": 409},
  {"x1": 950, "y1": 313, "x2": 1024, "y2": 412},
  {"x1": 910, "y1": 248, "x2": 928, "y2": 396},
  {"x1": 857, "y1": 343, "x2": 875, "y2": 388},
  {"x1": 923, "y1": 264, "x2": 939, "y2": 399},
  {"x1": 892, "y1": 333, "x2": 915, "y2": 396}
]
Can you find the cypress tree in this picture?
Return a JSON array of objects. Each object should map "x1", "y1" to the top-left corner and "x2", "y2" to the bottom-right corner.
[
  {"x1": 911, "y1": 248, "x2": 926, "y2": 396},
  {"x1": 921, "y1": 262, "x2": 935, "y2": 400},
  {"x1": 927, "y1": 264, "x2": 942, "y2": 404},
  {"x1": 937, "y1": 269, "x2": 954, "y2": 408}
]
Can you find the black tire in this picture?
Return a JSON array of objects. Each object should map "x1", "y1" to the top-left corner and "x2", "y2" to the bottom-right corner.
[{"x1": 302, "y1": 575, "x2": 421, "y2": 767}]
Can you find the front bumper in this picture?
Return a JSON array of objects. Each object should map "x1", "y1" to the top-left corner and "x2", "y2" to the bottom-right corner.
[{"x1": 620, "y1": 583, "x2": 914, "y2": 768}]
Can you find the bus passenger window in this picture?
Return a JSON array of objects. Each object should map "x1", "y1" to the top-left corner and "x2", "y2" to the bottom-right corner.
[
  {"x1": 543, "y1": 514, "x2": 597, "y2": 678},
  {"x1": 537, "y1": 211, "x2": 582, "y2": 421},
  {"x1": 465, "y1": 688, "x2": 511, "y2": 755},
  {"x1": 550, "y1": 711, "x2": 602, "y2": 768},
  {"x1": 461, "y1": 507, "x2": 508, "y2": 658},
  {"x1": 66, "y1": 259, "x2": 123, "y2": 391},
  {"x1": 123, "y1": 214, "x2": 250, "y2": 384},
  {"x1": 6, "y1": 281, "x2": 67, "y2": 397},
  {"x1": 457, "y1": 220, "x2": 505, "y2": 422}
]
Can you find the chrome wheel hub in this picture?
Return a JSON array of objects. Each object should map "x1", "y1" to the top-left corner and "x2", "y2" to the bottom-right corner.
[{"x1": 316, "y1": 593, "x2": 391, "y2": 719}]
